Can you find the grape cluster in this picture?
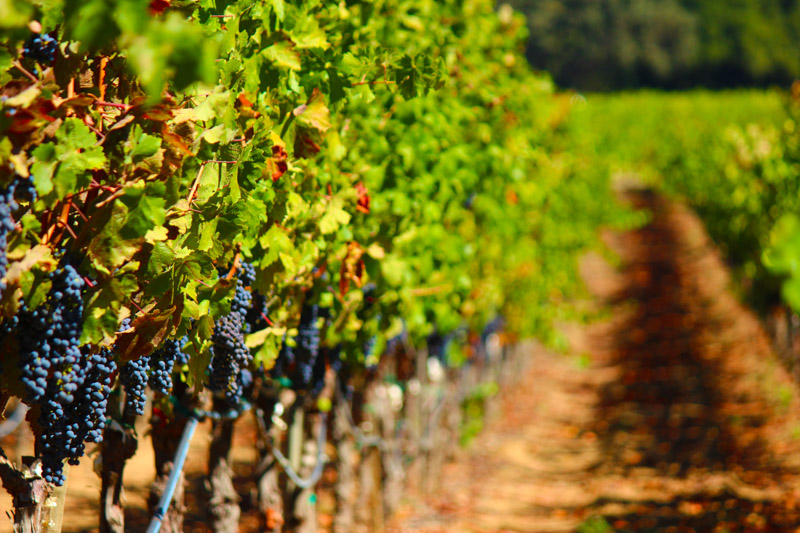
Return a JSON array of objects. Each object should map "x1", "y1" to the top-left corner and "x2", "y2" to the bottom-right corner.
[
  {"x1": 237, "y1": 261, "x2": 256, "y2": 287},
  {"x1": 427, "y1": 331, "x2": 447, "y2": 360},
  {"x1": 271, "y1": 335, "x2": 294, "y2": 378},
  {"x1": 0, "y1": 177, "x2": 38, "y2": 302},
  {"x1": 209, "y1": 262, "x2": 254, "y2": 401},
  {"x1": 210, "y1": 313, "x2": 251, "y2": 400},
  {"x1": 148, "y1": 339, "x2": 185, "y2": 396},
  {"x1": 231, "y1": 278, "x2": 252, "y2": 320},
  {"x1": 481, "y1": 316, "x2": 504, "y2": 343},
  {"x1": 22, "y1": 33, "x2": 58, "y2": 64},
  {"x1": 245, "y1": 291, "x2": 269, "y2": 331},
  {"x1": 74, "y1": 348, "x2": 117, "y2": 446},
  {"x1": 13, "y1": 178, "x2": 37, "y2": 203},
  {"x1": 120, "y1": 354, "x2": 149, "y2": 417},
  {"x1": 363, "y1": 335, "x2": 380, "y2": 372},
  {"x1": 116, "y1": 319, "x2": 149, "y2": 417},
  {"x1": 292, "y1": 304, "x2": 320, "y2": 389},
  {"x1": 39, "y1": 347, "x2": 116, "y2": 483},
  {"x1": 0, "y1": 182, "x2": 18, "y2": 301},
  {"x1": 385, "y1": 330, "x2": 404, "y2": 356},
  {"x1": 219, "y1": 261, "x2": 255, "y2": 319},
  {"x1": 12, "y1": 265, "x2": 93, "y2": 484},
  {"x1": 175, "y1": 336, "x2": 190, "y2": 366},
  {"x1": 363, "y1": 335, "x2": 377, "y2": 359},
  {"x1": 16, "y1": 266, "x2": 85, "y2": 402},
  {"x1": 309, "y1": 345, "x2": 328, "y2": 397}
]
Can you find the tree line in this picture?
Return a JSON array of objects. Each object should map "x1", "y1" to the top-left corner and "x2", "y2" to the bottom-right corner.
[{"x1": 507, "y1": 0, "x2": 800, "y2": 90}]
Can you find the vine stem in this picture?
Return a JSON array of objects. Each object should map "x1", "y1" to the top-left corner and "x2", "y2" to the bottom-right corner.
[
  {"x1": 351, "y1": 80, "x2": 395, "y2": 86},
  {"x1": 186, "y1": 162, "x2": 207, "y2": 204},
  {"x1": 93, "y1": 101, "x2": 131, "y2": 111},
  {"x1": 11, "y1": 61, "x2": 38, "y2": 84},
  {"x1": 224, "y1": 251, "x2": 242, "y2": 281}
]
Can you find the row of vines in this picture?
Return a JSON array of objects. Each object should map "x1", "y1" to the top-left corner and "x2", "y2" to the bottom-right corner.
[
  {"x1": 563, "y1": 88, "x2": 800, "y2": 382},
  {"x1": 0, "y1": 0, "x2": 631, "y2": 531}
]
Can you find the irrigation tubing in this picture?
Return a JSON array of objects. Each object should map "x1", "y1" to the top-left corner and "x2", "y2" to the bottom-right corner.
[
  {"x1": 145, "y1": 399, "x2": 251, "y2": 533},
  {"x1": 145, "y1": 415, "x2": 198, "y2": 533},
  {"x1": 268, "y1": 412, "x2": 328, "y2": 490}
]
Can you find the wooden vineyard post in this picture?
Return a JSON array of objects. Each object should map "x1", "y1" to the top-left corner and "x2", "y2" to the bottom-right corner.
[
  {"x1": 100, "y1": 392, "x2": 138, "y2": 533},
  {"x1": 441, "y1": 372, "x2": 462, "y2": 466},
  {"x1": 418, "y1": 347, "x2": 430, "y2": 498},
  {"x1": 405, "y1": 345, "x2": 427, "y2": 493},
  {"x1": 380, "y1": 397, "x2": 403, "y2": 516},
  {"x1": 206, "y1": 397, "x2": 240, "y2": 533},
  {"x1": 284, "y1": 403, "x2": 322, "y2": 533},
  {"x1": 254, "y1": 387, "x2": 282, "y2": 533},
  {"x1": 370, "y1": 444, "x2": 384, "y2": 532},
  {"x1": 332, "y1": 393, "x2": 355, "y2": 533},
  {"x1": 354, "y1": 386, "x2": 376, "y2": 532}
]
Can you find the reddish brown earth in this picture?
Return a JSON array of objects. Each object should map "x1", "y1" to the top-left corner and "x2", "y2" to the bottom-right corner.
[
  {"x1": 389, "y1": 191, "x2": 800, "y2": 532},
  {"x1": 5, "y1": 191, "x2": 800, "y2": 533}
]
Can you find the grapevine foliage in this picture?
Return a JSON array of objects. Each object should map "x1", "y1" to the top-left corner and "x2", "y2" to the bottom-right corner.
[{"x1": 0, "y1": 0, "x2": 631, "y2": 489}]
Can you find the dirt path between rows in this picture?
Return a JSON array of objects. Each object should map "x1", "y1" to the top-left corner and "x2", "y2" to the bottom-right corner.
[{"x1": 390, "y1": 190, "x2": 800, "y2": 532}]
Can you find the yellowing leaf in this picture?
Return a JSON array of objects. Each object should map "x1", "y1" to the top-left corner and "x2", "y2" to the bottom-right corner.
[
  {"x1": 366, "y1": 243, "x2": 385, "y2": 259},
  {"x1": 198, "y1": 219, "x2": 218, "y2": 251},
  {"x1": 293, "y1": 90, "x2": 331, "y2": 132},
  {"x1": 200, "y1": 124, "x2": 226, "y2": 144},
  {"x1": 319, "y1": 196, "x2": 351, "y2": 234},
  {"x1": 5, "y1": 86, "x2": 41, "y2": 108},
  {"x1": 168, "y1": 212, "x2": 193, "y2": 234},
  {"x1": 279, "y1": 251, "x2": 296, "y2": 272},
  {"x1": 173, "y1": 245, "x2": 192, "y2": 260},
  {"x1": 285, "y1": 191, "x2": 308, "y2": 220},
  {"x1": 245, "y1": 326, "x2": 287, "y2": 349},
  {"x1": 4, "y1": 245, "x2": 55, "y2": 287},
  {"x1": 145, "y1": 226, "x2": 169, "y2": 243},
  {"x1": 262, "y1": 40, "x2": 301, "y2": 70}
]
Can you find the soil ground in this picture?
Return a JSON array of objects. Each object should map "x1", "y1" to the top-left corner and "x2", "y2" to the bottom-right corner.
[
  {"x1": 389, "y1": 191, "x2": 800, "y2": 532},
  {"x1": 5, "y1": 191, "x2": 800, "y2": 532}
]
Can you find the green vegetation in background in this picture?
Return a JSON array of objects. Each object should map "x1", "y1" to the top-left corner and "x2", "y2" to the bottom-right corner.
[
  {"x1": 562, "y1": 89, "x2": 800, "y2": 312},
  {"x1": 508, "y1": 0, "x2": 800, "y2": 90}
]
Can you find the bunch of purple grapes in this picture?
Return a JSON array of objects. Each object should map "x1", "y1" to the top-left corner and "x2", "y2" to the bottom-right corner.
[
  {"x1": 148, "y1": 338, "x2": 188, "y2": 396},
  {"x1": 291, "y1": 303, "x2": 320, "y2": 390},
  {"x1": 209, "y1": 262, "x2": 254, "y2": 401},
  {"x1": 11, "y1": 265, "x2": 120, "y2": 485},
  {"x1": 22, "y1": 33, "x2": 58, "y2": 64}
]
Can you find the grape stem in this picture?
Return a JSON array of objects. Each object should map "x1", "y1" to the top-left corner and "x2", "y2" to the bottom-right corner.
[
  {"x1": 92, "y1": 101, "x2": 131, "y2": 111},
  {"x1": 186, "y1": 162, "x2": 207, "y2": 204},
  {"x1": 11, "y1": 61, "x2": 38, "y2": 84}
]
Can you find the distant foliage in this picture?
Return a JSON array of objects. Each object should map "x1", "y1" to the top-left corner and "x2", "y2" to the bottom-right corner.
[{"x1": 509, "y1": 0, "x2": 800, "y2": 90}]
